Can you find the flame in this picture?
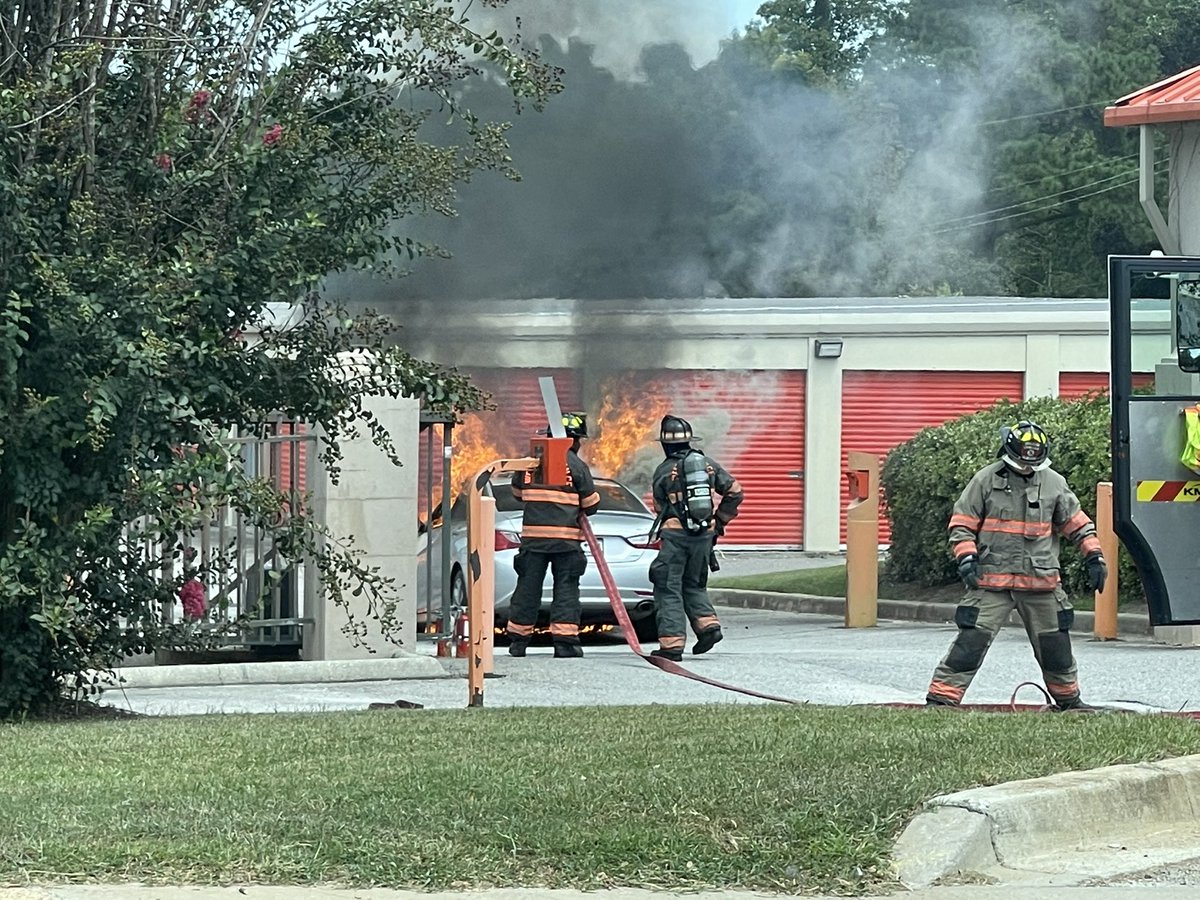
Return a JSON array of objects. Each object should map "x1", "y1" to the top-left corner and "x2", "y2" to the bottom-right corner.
[
  {"x1": 449, "y1": 416, "x2": 512, "y2": 498},
  {"x1": 584, "y1": 374, "x2": 671, "y2": 478}
]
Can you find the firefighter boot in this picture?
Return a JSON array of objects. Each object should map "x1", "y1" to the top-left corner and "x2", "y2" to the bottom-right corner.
[
  {"x1": 508, "y1": 638, "x2": 529, "y2": 658},
  {"x1": 1054, "y1": 695, "x2": 1098, "y2": 712},
  {"x1": 924, "y1": 695, "x2": 959, "y2": 709},
  {"x1": 553, "y1": 641, "x2": 584, "y2": 658},
  {"x1": 650, "y1": 648, "x2": 683, "y2": 662},
  {"x1": 692, "y1": 626, "x2": 723, "y2": 655}
]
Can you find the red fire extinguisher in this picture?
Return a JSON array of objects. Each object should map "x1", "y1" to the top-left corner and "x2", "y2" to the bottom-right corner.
[{"x1": 454, "y1": 609, "x2": 470, "y2": 658}]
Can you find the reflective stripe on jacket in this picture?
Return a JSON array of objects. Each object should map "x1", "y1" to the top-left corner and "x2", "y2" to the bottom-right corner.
[
  {"x1": 948, "y1": 461, "x2": 1101, "y2": 591},
  {"x1": 512, "y1": 450, "x2": 599, "y2": 547}
]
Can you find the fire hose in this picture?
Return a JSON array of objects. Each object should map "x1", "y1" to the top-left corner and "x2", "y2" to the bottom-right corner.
[{"x1": 578, "y1": 514, "x2": 804, "y2": 706}]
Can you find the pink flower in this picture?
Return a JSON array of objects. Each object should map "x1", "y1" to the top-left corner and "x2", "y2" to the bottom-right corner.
[
  {"x1": 184, "y1": 89, "x2": 213, "y2": 124},
  {"x1": 180, "y1": 579, "x2": 207, "y2": 621},
  {"x1": 262, "y1": 123, "x2": 283, "y2": 147},
  {"x1": 154, "y1": 153, "x2": 173, "y2": 172}
]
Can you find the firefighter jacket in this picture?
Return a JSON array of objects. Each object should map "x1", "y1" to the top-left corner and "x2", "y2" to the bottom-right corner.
[
  {"x1": 948, "y1": 460, "x2": 1102, "y2": 592},
  {"x1": 652, "y1": 451, "x2": 744, "y2": 534},
  {"x1": 511, "y1": 449, "x2": 600, "y2": 553}
]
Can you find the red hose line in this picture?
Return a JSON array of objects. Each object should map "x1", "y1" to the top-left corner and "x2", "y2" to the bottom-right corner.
[{"x1": 579, "y1": 514, "x2": 804, "y2": 706}]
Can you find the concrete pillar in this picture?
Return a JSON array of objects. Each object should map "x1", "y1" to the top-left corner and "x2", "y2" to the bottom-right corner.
[
  {"x1": 803, "y1": 342, "x2": 843, "y2": 551},
  {"x1": 1023, "y1": 334, "x2": 1060, "y2": 398},
  {"x1": 305, "y1": 394, "x2": 420, "y2": 660},
  {"x1": 1170, "y1": 124, "x2": 1200, "y2": 255}
]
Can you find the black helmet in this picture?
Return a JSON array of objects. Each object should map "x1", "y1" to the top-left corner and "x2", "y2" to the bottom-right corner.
[
  {"x1": 998, "y1": 420, "x2": 1050, "y2": 472},
  {"x1": 541, "y1": 412, "x2": 588, "y2": 439},
  {"x1": 657, "y1": 414, "x2": 700, "y2": 443}
]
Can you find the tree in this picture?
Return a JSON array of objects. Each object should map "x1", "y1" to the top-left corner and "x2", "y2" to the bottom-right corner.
[
  {"x1": 0, "y1": 0, "x2": 559, "y2": 715},
  {"x1": 873, "y1": 0, "x2": 1200, "y2": 296},
  {"x1": 742, "y1": 0, "x2": 897, "y2": 86}
]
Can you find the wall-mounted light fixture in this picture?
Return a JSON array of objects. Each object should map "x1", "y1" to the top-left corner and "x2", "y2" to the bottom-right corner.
[{"x1": 814, "y1": 338, "x2": 844, "y2": 359}]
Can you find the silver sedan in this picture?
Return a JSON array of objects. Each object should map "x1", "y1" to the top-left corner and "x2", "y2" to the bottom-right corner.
[{"x1": 416, "y1": 474, "x2": 660, "y2": 639}]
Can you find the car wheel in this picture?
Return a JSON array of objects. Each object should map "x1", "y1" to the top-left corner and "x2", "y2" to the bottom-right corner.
[
  {"x1": 633, "y1": 615, "x2": 659, "y2": 642},
  {"x1": 451, "y1": 569, "x2": 508, "y2": 639},
  {"x1": 450, "y1": 569, "x2": 467, "y2": 611}
]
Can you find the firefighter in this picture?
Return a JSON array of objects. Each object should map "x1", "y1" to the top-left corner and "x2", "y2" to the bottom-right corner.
[
  {"x1": 647, "y1": 415, "x2": 744, "y2": 661},
  {"x1": 506, "y1": 412, "x2": 601, "y2": 658},
  {"x1": 925, "y1": 421, "x2": 1108, "y2": 710}
]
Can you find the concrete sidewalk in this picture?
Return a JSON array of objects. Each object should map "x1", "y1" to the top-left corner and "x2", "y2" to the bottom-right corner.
[{"x1": 6, "y1": 883, "x2": 1200, "y2": 898}]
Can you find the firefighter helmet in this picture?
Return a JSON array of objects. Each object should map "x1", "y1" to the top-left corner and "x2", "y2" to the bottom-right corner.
[
  {"x1": 999, "y1": 420, "x2": 1050, "y2": 472},
  {"x1": 657, "y1": 414, "x2": 700, "y2": 443},
  {"x1": 562, "y1": 412, "x2": 588, "y2": 439},
  {"x1": 541, "y1": 412, "x2": 588, "y2": 439}
]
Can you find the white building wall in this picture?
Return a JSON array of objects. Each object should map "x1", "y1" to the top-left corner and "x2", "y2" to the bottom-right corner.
[{"x1": 400, "y1": 298, "x2": 1170, "y2": 551}]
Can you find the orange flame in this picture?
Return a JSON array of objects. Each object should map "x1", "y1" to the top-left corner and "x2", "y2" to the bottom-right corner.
[
  {"x1": 584, "y1": 374, "x2": 671, "y2": 479},
  {"x1": 449, "y1": 415, "x2": 512, "y2": 496}
]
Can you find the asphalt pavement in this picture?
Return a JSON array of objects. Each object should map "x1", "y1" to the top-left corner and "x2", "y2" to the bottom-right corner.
[{"x1": 100, "y1": 604, "x2": 1200, "y2": 716}]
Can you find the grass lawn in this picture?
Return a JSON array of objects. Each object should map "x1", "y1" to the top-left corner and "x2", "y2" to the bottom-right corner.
[
  {"x1": 3, "y1": 706, "x2": 1200, "y2": 894},
  {"x1": 711, "y1": 564, "x2": 1098, "y2": 611}
]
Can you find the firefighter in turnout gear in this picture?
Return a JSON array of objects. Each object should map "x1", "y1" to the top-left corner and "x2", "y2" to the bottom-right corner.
[
  {"x1": 506, "y1": 412, "x2": 601, "y2": 658},
  {"x1": 647, "y1": 415, "x2": 744, "y2": 661},
  {"x1": 925, "y1": 421, "x2": 1108, "y2": 710}
]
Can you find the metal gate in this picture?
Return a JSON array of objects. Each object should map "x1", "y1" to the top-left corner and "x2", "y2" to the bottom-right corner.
[{"x1": 130, "y1": 419, "x2": 319, "y2": 651}]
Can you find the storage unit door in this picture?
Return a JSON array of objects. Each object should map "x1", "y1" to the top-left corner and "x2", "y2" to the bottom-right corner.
[
  {"x1": 587, "y1": 370, "x2": 805, "y2": 548},
  {"x1": 1059, "y1": 372, "x2": 1154, "y2": 398},
  {"x1": 840, "y1": 371, "x2": 1025, "y2": 544}
]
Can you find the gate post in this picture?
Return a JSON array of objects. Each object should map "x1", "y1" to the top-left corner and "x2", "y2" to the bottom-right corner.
[
  {"x1": 845, "y1": 451, "x2": 880, "y2": 628},
  {"x1": 465, "y1": 457, "x2": 540, "y2": 707},
  {"x1": 1093, "y1": 482, "x2": 1119, "y2": 641}
]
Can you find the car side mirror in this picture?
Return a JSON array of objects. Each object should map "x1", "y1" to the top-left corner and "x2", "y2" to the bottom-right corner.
[{"x1": 1175, "y1": 277, "x2": 1200, "y2": 373}]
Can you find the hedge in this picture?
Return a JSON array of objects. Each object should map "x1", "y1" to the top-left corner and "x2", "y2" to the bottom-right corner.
[{"x1": 880, "y1": 394, "x2": 1143, "y2": 605}]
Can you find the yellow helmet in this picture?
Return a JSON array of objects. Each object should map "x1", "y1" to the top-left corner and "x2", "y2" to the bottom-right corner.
[{"x1": 999, "y1": 420, "x2": 1050, "y2": 471}]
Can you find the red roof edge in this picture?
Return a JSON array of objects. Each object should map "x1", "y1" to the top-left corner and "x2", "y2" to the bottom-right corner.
[{"x1": 1105, "y1": 63, "x2": 1200, "y2": 128}]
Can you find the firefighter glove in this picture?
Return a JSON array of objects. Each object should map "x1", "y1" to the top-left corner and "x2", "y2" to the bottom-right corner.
[
  {"x1": 957, "y1": 554, "x2": 980, "y2": 589},
  {"x1": 712, "y1": 516, "x2": 726, "y2": 537},
  {"x1": 1085, "y1": 552, "x2": 1108, "y2": 593}
]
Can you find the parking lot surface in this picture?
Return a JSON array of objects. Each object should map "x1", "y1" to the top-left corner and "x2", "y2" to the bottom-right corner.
[{"x1": 103, "y1": 606, "x2": 1200, "y2": 716}]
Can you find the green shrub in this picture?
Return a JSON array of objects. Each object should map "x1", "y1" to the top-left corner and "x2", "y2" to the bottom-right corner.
[{"x1": 881, "y1": 394, "x2": 1142, "y2": 605}]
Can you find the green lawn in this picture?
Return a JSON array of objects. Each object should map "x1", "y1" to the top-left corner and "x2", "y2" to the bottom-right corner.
[
  {"x1": 711, "y1": 564, "x2": 1096, "y2": 610},
  {"x1": 3, "y1": 706, "x2": 1200, "y2": 893}
]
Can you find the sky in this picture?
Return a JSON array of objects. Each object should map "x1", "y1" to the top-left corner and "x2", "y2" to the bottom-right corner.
[{"x1": 474, "y1": 0, "x2": 766, "y2": 78}]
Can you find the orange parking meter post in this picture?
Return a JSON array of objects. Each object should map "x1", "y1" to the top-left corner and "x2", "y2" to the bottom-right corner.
[
  {"x1": 1093, "y1": 482, "x2": 1119, "y2": 641},
  {"x1": 466, "y1": 456, "x2": 540, "y2": 708},
  {"x1": 845, "y1": 451, "x2": 880, "y2": 629}
]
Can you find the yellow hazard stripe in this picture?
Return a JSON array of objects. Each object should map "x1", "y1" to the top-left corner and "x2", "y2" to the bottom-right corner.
[{"x1": 1136, "y1": 480, "x2": 1200, "y2": 501}]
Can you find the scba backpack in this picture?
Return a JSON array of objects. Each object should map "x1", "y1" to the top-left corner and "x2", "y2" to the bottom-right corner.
[{"x1": 675, "y1": 450, "x2": 715, "y2": 534}]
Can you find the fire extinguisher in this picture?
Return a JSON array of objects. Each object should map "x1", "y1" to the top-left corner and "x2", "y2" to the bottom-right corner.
[{"x1": 454, "y1": 609, "x2": 470, "y2": 658}]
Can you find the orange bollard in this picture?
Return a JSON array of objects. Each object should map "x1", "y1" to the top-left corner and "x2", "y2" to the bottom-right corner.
[
  {"x1": 465, "y1": 456, "x2": 541, "y2": 708},
  {"x1": 845, "y1": 451, "x2": 880, "y2": 628},
  {"x1": 1093, "y1": 482, "x2": 1119, "y2": 641}
]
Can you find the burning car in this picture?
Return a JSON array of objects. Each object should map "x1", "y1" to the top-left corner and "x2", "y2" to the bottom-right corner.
[{"x1": 416, "y1": 473, "x2": 660, "y2": 639}]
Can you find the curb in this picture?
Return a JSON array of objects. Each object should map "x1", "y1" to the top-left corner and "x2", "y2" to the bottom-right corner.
[
  {"x1": 891, "y1": 753, "x2": 1200, "y2": 887},
  {"x1": 711, "y1": 589, "x2": 1154, "y2": 637},
  {"x1": 96, "y1": 654, "x2": 450, "y2": 690}
]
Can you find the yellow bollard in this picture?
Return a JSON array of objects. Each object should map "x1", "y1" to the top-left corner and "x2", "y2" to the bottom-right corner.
[
  {"x1": 466, "y1": 457, "x2": 540, "y2": 708},
  {"x1": 845, "y1": 451, "x2": 880, "y2": 628},
  {"x1": 1093, "y1": 482, "x2": 1119, "y2": 641}
]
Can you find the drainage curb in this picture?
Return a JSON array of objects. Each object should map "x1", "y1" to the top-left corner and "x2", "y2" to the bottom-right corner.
[
  {"x1": 711, "y1": 589, "x2": 1153, "y2": 637},
  {"x1": 95, "y1": 654, "x2": 450, "y2": 690},
  {"x1": 891, "y1": 754, "x2": 1200, "y2": 888}
]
